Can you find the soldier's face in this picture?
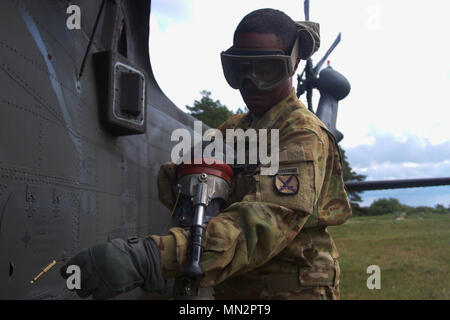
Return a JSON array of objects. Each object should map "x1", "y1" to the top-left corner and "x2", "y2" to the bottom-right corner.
[{"x1": 234, "y1": 32, "x2": 294, "y2": 116}]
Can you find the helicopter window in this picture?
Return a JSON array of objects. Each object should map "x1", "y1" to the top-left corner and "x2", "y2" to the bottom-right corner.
[
  {"x1": 92, "y1": 3, "x2": 147, "y2": 135},
  {"x1": 119, "y1": 72, "x2": 142, "y2": 116},
  {"x1": 118, "y1": 20, "x2": 127, "y2": 58},
  {"x1": 112, "y1": 62, "x2": 145, "y2": 126}
]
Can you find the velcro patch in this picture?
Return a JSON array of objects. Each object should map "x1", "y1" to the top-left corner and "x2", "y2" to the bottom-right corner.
[{"x1": 276, "y1": 167, "x2": 299, "y2": 175}]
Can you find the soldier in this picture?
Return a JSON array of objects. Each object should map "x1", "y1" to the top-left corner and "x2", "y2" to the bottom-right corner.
[{"x1": 61, "y1": 8, "x2": 351, "y2": 300}]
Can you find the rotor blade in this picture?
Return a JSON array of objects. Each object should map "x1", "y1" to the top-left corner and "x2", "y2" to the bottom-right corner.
[
  {"x1": 345, "y1": 177, "x2": 450, "y2": 192},
  {"x1": 296, "y1": 65, "x2": 307, "y2": 98},
  {"x1": 313, "y1": 33, "x2": 341, "y2": 75},
  {"x1": 306, "y1": 88, "x2": 313, "y2": 112},
  {"x1": 298, "y1": 65, "x2": 306, "y2": 81},
  {"x1": 304, "y1": 0, "x2": 310, "y2": 21}
]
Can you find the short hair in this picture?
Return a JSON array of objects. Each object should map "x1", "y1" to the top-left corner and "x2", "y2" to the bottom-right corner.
[{"x1": 233, "y1": 8, "x2": 297, "y2": 54}]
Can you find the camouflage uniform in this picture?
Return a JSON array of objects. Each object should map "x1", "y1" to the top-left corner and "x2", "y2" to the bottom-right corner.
[{"x1": 151, "y1": 89, "x2": 351, "y2": 300}]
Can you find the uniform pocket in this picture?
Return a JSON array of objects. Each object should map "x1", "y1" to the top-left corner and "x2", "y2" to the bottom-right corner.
[
  {"x1": 256, "y1": 151, "x2": 316, "y2": 215},
  {"x1": 298, "y1": 264, "x2": 338, "y2": 287}
]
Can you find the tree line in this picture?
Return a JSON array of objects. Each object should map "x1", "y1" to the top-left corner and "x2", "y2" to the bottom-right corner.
[{"x1": 352, "y1": 197, "x2": 450, "y2": 216}]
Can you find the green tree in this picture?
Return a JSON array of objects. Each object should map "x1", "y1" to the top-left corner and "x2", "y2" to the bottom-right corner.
[
  {"x1": 434, "y1": 204, "x2": 448, "y2": 214},
  {"x1": 236, "y1": 106, "x2": 249, "y2": 114},
  {"x1": 368, "y1": 198, "x2": 402, "y2": 216},
  {"x1": 186, "y1": 90, "x2": 233, "y2": 128},
  {"x1": 339, "y1": 146, "x2": 366, "y2": 204}
]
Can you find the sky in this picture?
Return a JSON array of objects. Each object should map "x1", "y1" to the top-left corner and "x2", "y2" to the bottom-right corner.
[{"x1": 148, "y1": 0, "x2": 450, "y2": 207}]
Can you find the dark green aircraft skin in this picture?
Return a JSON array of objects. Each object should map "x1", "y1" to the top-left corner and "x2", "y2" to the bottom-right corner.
[{"x1": 0, "y1": 0, "x2": 195, "y2": 299}]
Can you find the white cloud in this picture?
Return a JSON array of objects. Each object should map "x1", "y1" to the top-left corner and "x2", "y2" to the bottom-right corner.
[
  {"x1": 354, "y1": 160, "x2": 450, "y2": 181},
  {"x1": 346, "y1": 133, "x2": 450, "y2": 170}
]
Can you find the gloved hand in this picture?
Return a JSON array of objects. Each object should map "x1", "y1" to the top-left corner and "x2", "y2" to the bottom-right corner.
[{"x1": 60, "y1": 237, "x2": 166, "y2": 299}]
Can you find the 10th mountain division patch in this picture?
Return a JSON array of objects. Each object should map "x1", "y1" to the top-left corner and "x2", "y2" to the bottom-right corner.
[{"x1": 274, "y1": 168, "x2": 300, "y2": 195}]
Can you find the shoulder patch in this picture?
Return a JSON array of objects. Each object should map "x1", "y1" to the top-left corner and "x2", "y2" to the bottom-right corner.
[{"x1": 274, "y1": 173, "x2": 300, "y2": 195}]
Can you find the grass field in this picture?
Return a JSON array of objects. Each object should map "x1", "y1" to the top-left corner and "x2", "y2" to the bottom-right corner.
[{"x1": 328, "y1": 213, "x2": 450, "y2": 299}]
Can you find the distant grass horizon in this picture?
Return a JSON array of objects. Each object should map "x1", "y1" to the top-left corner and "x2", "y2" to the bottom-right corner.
[{"x1": 329, "y1": 213, "x2": 450, "y2": 299}]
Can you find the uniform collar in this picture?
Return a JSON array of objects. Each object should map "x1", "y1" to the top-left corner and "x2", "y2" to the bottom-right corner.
[{"x1": 246, "y1": 88, "x2": 298, "y2": 129}]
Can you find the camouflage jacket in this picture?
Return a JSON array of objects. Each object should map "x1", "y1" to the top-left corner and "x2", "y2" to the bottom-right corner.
[{"x1": 150, "y1": 89, "x2": 351, "y2": 299}]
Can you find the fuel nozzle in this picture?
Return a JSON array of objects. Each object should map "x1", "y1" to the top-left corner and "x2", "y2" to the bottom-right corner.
[{"x1": 175, "y1": 159, "x2": 233, "y2": 281}]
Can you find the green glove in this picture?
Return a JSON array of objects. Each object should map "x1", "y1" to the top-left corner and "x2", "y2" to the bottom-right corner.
[{"x1": 60, "y1": 237, "x2": 166, "y2": 299}]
